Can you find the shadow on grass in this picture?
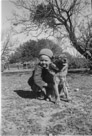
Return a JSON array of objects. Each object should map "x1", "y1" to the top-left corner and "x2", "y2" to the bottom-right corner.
[
  {"x1": 14, "y1": 90, "x2": 35, "y2": 99},
  {"x1": 14, "y1": 90, "x2": 55, "y2": 104}
]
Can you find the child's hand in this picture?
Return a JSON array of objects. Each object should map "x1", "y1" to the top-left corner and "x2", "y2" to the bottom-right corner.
[
  {"x1": 49, "y1": 70, "x2": 55, "y2": 76},
  {"x1": 42, "y1": 87, "x2": 46, "y2": 95},
  {"x1": 44, "y1": 83, "x2": 48, "y2": 86}
]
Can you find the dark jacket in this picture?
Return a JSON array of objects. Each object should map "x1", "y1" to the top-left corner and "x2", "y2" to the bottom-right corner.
[{"x1": 28, "y1": 63, "x2": 55, "y2": 90}]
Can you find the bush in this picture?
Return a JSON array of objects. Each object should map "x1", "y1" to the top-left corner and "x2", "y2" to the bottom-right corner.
[{"x1": 68, "y1": 57, "x2": 89, "y2": 69}]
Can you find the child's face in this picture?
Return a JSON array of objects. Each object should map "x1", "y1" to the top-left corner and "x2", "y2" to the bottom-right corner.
[{"x1": 40, "y1": 55, "x2": 51, "y2": 68}]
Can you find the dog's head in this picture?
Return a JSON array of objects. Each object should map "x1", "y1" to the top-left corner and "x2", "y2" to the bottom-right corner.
[{"x1": 52, "y1": 55, "x2": 67, "y2": 70}]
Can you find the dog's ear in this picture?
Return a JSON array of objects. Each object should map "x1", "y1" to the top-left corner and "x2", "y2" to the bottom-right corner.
[
  {"x1": 52, "y1": 56, "x2": 54, "y2": 60},
  {"x1": 52, "y1": 56, "x2": 56, "y2": 62}
]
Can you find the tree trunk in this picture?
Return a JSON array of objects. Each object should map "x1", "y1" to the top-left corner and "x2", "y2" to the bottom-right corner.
[{"x1": 67, "y1": 27, "x2": 92, "y2": 61}]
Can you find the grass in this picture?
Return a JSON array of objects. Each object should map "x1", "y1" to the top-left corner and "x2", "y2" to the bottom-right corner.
[{"x1": 1, "y1": 72, "x2": 92, "y2": 135}]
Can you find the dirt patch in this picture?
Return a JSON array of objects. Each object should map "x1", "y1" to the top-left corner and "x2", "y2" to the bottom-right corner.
[{"x1": 1, "y1": 73, "x2": 92, "y2": 135}]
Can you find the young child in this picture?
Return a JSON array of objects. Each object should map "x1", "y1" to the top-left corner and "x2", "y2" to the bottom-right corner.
[
  {"x1": 50, "y1": 53, "x2": 70, "y2": 101},
  {"x1": 28, "y1": 48, "x2": 60, "y2": 104}
]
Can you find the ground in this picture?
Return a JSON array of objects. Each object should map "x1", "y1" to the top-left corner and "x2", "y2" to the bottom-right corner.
[{"x1": 1, "y1": 72, "x2": 92, "y2": 136}]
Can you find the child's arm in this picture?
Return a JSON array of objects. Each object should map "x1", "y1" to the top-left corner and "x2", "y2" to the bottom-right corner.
[
  {"x1": 49, "y1": 63, "x2": 59, "y2": 73},
  {"x1": 61, "y1": 62, "x2": 68, "y2": 72},
  {"x1": 60, "y1": 61, "x2": 68, "y2": 77},
  {"x1": 34, "y1": 65, "x2": 47, "y2": 89}
]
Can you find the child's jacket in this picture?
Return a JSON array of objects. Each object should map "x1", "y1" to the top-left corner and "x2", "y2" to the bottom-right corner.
[{"x1": 28, "y1": 63, "x2": 54, "y2": 90}]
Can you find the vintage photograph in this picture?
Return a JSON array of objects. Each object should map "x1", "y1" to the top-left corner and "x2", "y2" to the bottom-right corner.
[{"x1": 1, "y1": 0, "x2": 92, "y2": 135}]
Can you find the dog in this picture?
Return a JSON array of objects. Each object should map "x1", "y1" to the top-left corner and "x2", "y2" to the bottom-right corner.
[{"x1": 49, "y1": 54, "x2": 70, "y2": 101}]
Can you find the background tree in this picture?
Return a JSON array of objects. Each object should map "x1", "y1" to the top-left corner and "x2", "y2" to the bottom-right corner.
[
  {"x1": 1, "y1": 30, "x2": 13, "y2": 65},
  {"x1": 11, "y1": 0, "x2": 92, "y2": 61},
  {"x1": 78, "y1": 18, "x2": 92, "y2": 57},
  {"x1": 1, "y1": 28, "x2": 19, "y2": 71},
  {"x1": 1, "y1": 34, "x2": 11, "y2": 63},
  {"x1": 77, "y1": 17, "x2": 92, "y2": 68},
  {"x1": 9, "y1": 39, "x2": 62, "y2": 63}
]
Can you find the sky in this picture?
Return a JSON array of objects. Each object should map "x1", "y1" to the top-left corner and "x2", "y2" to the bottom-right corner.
[
  {"x1": 1, "y1": 0, "x2": 57, "y2": 45},
  {"x1": 1, "y1": 0, "x2": 15, "y2": 29}
]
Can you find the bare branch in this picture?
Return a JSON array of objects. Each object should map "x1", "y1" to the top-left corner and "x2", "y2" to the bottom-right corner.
[{"x1": 10, "y1": 0, "x2": 92, "y2": 60}]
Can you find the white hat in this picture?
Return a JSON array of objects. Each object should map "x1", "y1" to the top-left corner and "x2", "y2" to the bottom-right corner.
[{"x1": 39, "y1": 48, "x2": 53, "y2": 58}]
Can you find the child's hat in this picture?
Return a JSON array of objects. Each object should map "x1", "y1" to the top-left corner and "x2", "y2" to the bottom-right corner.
[{"x1": 39, "y1": 48, "x2": 53, "y2": 58}]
